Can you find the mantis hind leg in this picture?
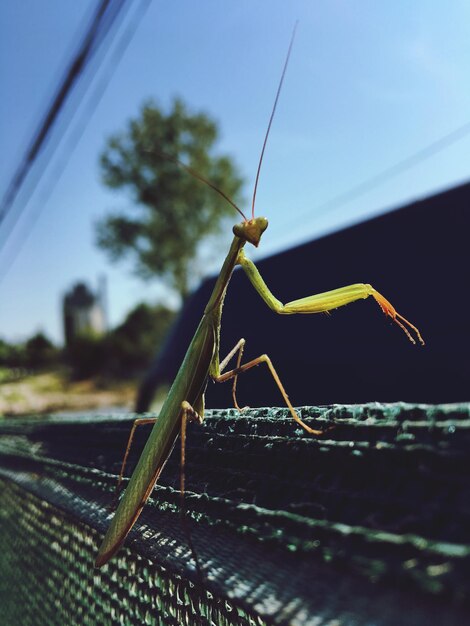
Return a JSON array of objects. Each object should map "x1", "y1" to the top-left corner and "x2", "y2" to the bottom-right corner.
[
  {"x1": 113, "y1": 417, "x2": 157, "y2": 508},
  {"x1": 218, "y1": 338, "x2": 246, "y2": 411},
  {"x1": 180, "y1": 400, "x2": 204, "y2": 495},
  {"x1": 215, "y1": 342, "x2": 327, "y2": 436},
  {"x1": 180, "y1": 399, "x2": 205, "y2": 578}
]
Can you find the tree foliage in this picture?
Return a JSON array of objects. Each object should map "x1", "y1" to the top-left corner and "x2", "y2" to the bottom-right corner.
[
  {"x1": 97, "y1": 98, "x2": 244, "y2": 301},
  {"x1": 111, "y1": 302, "x2": 175, "y2": 374},
  {"x1": 25, "y1": 332, "x2": 58, "y2": 368},
  {"x1": 0, "y1": 332, "x2": 58, "y2": 370}
]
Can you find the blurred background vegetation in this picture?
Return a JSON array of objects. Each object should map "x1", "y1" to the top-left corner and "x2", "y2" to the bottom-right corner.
[
  {"x1": 0, "y1": 97, "x2": 243, "y2": 415},
  {"x1": 0, "y1": 301, "x2": 175, "y2": 415}
]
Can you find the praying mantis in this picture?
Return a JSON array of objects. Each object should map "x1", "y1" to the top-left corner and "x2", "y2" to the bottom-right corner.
[{"x1": 95, "y1": 27, "x2": 424, "y2": 568}]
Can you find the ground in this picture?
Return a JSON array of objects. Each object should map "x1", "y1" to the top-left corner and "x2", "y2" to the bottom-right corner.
[{"x1": 0, "y1": 368, "x2": 135, "y2": 416}]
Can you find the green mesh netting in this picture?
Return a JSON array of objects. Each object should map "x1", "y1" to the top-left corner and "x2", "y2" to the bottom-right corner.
[
  {"x1": 1, "y1": 403, "x2": 470, "y2": 625},
  {"x1": 0, "y1": 481, "x2": 262, "y2": 626}
]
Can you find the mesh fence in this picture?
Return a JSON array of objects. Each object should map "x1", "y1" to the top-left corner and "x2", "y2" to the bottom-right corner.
[{"x1": 1, "y1": 403, "x2": 470, "y2": 625}]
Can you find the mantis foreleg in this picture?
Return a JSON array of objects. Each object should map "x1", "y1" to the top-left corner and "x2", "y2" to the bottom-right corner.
[{"x1": 237, "y1": 250, "x2": 424, "y2": 345}]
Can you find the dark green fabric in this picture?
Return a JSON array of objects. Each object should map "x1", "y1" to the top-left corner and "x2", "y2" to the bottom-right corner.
[{"x1": 0, "y1": 403, "x2": 469, "y2": 625}]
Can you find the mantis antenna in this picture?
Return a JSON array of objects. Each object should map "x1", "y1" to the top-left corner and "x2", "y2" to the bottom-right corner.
[
  {"x1": 150, "y1": 21, "x2": 299, "y2": 223},
  {"x1": 251, "y1": 21, "x2": 298, "y2": 219},
  {"x1": 146, "y1": 148, "x2": 248, "y2": 221}
]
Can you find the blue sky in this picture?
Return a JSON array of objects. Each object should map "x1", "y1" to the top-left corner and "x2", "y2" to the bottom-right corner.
[{"x1": 1, "y1": 1, "x2": 470, "y2": 344}]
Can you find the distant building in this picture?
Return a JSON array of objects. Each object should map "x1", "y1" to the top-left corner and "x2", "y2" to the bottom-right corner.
[{"x1": 63, "y1": 280, "x2": 107, "y2": 346}]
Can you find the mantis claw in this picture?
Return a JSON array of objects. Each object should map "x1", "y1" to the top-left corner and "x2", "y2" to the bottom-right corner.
[
  {"x1": 236, "y1": 405, "x2": 251, "y2": 413},
  {"x1": 371, "y1": 289, "x2": 425, "y2": 346}
]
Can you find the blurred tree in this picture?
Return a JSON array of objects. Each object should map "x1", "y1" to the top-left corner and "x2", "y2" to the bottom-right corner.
[
  {"x1": 64, "y1": 335, "x2": 102, "y2": 380},
  {"x1": 25, "y1": 332, "x2": 58, "y2": 369},
  {"x1": 97, "y1": 98, "x2": 244, "y2": 301},
  {"x1": 111, "y1": 303, "x2": 175, "y2": 375},
  {"x1": 0, "y1": 333, "x2": 58, "y2": 369},
  {"x1": 0, "y1": 338, "x2": 24, "y2": 367}
]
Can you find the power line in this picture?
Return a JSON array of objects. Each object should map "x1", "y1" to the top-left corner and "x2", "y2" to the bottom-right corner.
[
  {"x1": 0, "y1": 0, "x2": 130, "y2": 246},
  {"x1": 285, "y1": 119, "x2": 470, "y2": 232},
  {"x1": 0, "y1": 0, "x2": 151, "y2": 284},
  {"x1": 1, "y1": 0, "x2": 113, "y2": 223}
]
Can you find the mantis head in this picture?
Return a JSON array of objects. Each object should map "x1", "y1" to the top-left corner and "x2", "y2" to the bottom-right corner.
[{"x1": 233, "y1": 217, "x2": 269, "y2": 247}]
